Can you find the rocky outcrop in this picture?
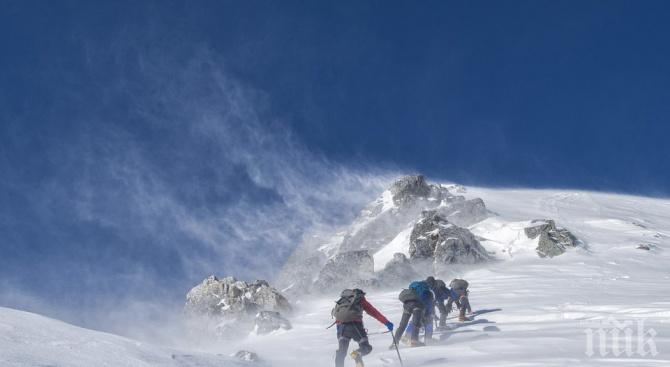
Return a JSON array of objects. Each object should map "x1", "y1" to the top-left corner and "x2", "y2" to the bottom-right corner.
[
  {"x1": 390, "y1": 175, "x2": 432, "y2": 205},
  {"x1": 376, "y1": 253, "x2": 420, "y2": 286},
  {"x1": 253, "y1": 311, "x2": 292, "y2": 335},
  {"x1": 276, "y1": 175, "x2": 492, "y2": 296},
  {"x1": 338, "y1": 175, "x2": 490, "y2": 254},
  {"x1": 233, "y1": 350, "x2": 261, "y2": 362},
  {"x1": 313, "y1": 250, "x2": 378, "y2": 292},
  {"x1": 524, "y1": 220, "x2": 579, "y2": 257},
  {"x1": 185, "y1": 276, "x2": 291, "y2": 318},
  {"x1": 184, "y1": 275, "x2": 291, "y2": 339},
  {"x1": 409, "y1": 210, "x2": 490, "y2": 267}
]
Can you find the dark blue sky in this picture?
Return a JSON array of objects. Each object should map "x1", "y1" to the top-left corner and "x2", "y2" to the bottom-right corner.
[
  {"x1": 3, "y1": 1, "x2": 670, "y2": 193},
  {"x1": 1, "y1": 0, "x2": 669, "y2": 332}
]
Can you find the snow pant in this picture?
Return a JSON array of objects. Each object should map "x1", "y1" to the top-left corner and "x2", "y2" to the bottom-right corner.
[
  {"x1": 335, "y1": 322, "x2": 371, "y2": 367},
  {"x1": 424, "y1": 311, "x2": 434, "y2": 340},
  {"x1": 393, "y1": 300, "x2": 424, "y2": 343},
  {"x1": 406, "y1": 306, "x2": 434, "y2": 342},
  {"x1": 436, "y1": 301, "x2": 448, "y2": 327}
]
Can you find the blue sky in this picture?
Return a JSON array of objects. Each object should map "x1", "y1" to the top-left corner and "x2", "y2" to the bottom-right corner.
[{"x1": 1, "y1": 1, "x2": 669, "y2": 333}]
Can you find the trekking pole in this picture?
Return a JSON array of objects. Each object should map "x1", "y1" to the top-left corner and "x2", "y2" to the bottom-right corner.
[
  {"x1": 368, "y1": 330, "x2": 392, "y2": 335},
  {"x1": 390, "y1": 331, "x2": 404, "y2": 367}
]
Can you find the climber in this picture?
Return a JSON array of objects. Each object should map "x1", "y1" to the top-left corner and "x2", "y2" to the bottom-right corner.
[
  {"x1": 332, "y1": 288, "x2": 393, "y2": 367},
  {"x1": 447, "y1": 278, "x2": 472, "y2": 322},
  {"x1": 392, "y1": 279, "x2": 434, "y2": 348},
  {"x1": 426, "y1": 277, "x2": 458, "y2": 329}
]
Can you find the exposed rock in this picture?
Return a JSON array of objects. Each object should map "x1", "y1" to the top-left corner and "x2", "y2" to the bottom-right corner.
[
  {"x1": 277, "y1": 175, "x2": 492, "y2": 296},
  {"x1": 233, "y1": 350, "x2": 261, "y2": 362},
  {"x1": 254, "y1": 311, "x2": 292, "y2": 334},
  {"x1": 636, "y1": 244, "x2": 653, "y2": 251},
  {"x1": 376, "y1": 253, "x2": 420, "y2": 286},
  {"x1": 313, "y1": 250, "x2": 378, "y2": 292},
  {"x1": 409, "y1": 210, "x2": 490, "y2": 266},
  {"x1": 390, "y1": 175, "x2": 432, "y2": 205},
  {"x1": 185, "y1": 276, "x2": 291, "y2": 318},
  {"x1": 443, "y1": 183, "x2": 467, "y2": 193},
  {"x1": 184, "y1": 276, "x2": 292, "y2": 339},
  {"x1": 524, "y1": 220, "x2": 579, "y2": 258},
  {"x1": 338, "y1": 175, "x2": 488, "y2": 254}
]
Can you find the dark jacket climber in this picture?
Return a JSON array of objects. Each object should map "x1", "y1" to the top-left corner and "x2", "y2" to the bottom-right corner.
[
  {"x1": 393, "y1": 280, "x2": 434, "y2": 347},
  {"x1": 429, "y1": 278, "x2": 455, "y2": 328}
]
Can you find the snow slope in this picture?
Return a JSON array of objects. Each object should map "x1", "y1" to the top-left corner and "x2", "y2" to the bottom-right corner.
[
  {"x1": 373, "y1": 226, "x2": 413, "y2": 271},
  {"x1": 0, "y1": 307, "x2": 258, "y2": 367},
  {"x1": 229, "y1": 187, "x2": 669, "y2": 367},
  {"x1": 3, "y1": 186, "x2": 670, "y2": 366}
]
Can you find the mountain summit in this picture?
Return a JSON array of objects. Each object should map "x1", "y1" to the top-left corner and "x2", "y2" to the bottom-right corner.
[{"x1": 276, "y1": 175, "x2": 574, "y2": 296}]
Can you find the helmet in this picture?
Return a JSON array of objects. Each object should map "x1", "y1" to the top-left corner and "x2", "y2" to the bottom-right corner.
[{"x1": 425, "y1": 276, "x2": 436, "y2": 288}]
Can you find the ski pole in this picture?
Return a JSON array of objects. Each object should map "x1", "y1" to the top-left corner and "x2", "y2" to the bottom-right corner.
[
  {"x1": 368, "y1": 330, "x2": 392, "y2": 335},
  {"x1": 390, "y1": 331, "x2": 404, "y2": 367}
]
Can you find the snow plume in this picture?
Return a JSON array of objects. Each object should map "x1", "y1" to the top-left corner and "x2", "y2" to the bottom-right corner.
[{"x1": 0, "y1": 36, "x2": 396, "y2": 342}]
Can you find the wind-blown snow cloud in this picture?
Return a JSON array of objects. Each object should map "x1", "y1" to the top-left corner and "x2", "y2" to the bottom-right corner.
[{"x1": 0, "y1": 33, "x2": 398, "y2": 340}]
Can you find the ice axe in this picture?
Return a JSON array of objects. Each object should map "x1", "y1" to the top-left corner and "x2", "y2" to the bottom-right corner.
[{"x1": 389, "y1": 331, "x2": 404, "y2": 367}]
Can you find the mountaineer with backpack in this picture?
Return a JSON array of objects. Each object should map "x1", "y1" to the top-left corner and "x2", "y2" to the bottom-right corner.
[
  {"x1": 447, "y1": 278, "x2": 472, "y2": 322},
  {"x1": 332, "y1": 289, "x2": 393, "y2": 367},
  {"x1": 392, "y1": 279, "x2": 434, "y2": 347},
  {"x1": 426, "y1": 276, "x2": 453, "y2": 329}
]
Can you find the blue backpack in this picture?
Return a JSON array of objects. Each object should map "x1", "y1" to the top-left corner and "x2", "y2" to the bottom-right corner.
[{"x1": 409, "y1": 281, "x2": 433, "y2": 307}]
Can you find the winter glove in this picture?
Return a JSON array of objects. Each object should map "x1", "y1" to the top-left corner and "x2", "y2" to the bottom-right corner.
[{"x1": 384, "y1": 321, "x2": 394, "y2": 331}]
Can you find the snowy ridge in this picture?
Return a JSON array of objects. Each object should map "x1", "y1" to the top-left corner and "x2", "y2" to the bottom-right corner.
[{"x1": 4, "y1": 185, "x2": 670, "y2": 366}]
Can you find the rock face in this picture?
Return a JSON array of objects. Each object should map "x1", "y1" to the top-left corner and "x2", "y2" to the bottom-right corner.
[
  {"x1": 254, "y1": 311, "x2": 292, "y2": 335},
  {"x1": 524, "y1": 220, "x2": 579, "y2": 257},
  {"x1": 185, "y1": 276, "x2": 291, "y2": 318},
  {"x1": 184, "y1": 276, "x2": 291, "y2": 338},
  {"x1": 376, "y1": 253, "x2": 420, "y2": 286},
  {"x1": 390, "y1": 175, "x2": 432, "y2": 205},
  {"x1": 277, "y1": 175, "x2": 491, "y2": 295},
  {"x1": 337, "y1": 175, "x2": 490, "y2": 255},
  {"x1": 275, "y1": 174, "x2": 588, "y2": 299},
  {"x1": 313, "y1": 250, "x2": 378, "y2": 291},
  {"x1": 409, "y1": 210, "x2": 490, "y2": 266}
]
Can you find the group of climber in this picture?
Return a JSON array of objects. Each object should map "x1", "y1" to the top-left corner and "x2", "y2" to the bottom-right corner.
[{"x1": 331, "y1": 277, "x2": 472, "y2": 367}]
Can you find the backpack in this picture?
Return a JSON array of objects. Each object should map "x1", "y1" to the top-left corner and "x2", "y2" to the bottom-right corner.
[
  {"x1": 409, "y1": 281, "x2": 433, "y2": 306},
  {"x1": 450, "y1": 279, "x2": 469, "y2": 291},
  {"x1": 398, "y1": 288, "x2": 419, "y2": 303},
  {"x1": 332, "y1": 289, "x2": 365, "y2": 322}
]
